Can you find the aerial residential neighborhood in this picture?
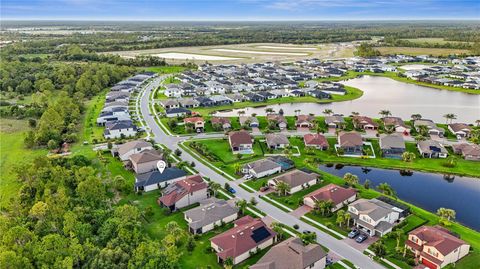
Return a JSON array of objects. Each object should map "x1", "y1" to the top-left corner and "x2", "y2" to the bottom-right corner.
[{"x1": 1, "y1": 2, "x2": 479, "y2": 269}]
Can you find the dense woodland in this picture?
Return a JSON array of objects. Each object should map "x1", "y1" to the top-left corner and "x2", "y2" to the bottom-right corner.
[
  {"x1": 2, "y1": 21, "x2": 479, "y2": 55},
  {"x1": 0, "y1": 156, "x2": 181, "y2": 269}
]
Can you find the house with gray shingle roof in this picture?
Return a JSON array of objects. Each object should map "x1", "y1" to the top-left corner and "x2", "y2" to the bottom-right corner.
[
  {"x1": 184, "y1": 198, "x2": 239, "y2": 235},
  {"x1": 265, "y1": 133, "x2": 290, "y2": 149},
  {"x1": 379, "y1": 134, "x2": 405, "y2": 159},
  {"x1": 242, "y1": 159, "x2": 282, "y2": 179}
]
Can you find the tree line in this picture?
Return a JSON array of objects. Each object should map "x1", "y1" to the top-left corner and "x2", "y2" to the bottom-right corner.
[{"x1": 0, "y1": 156, "x2": 180, "y2": 268}]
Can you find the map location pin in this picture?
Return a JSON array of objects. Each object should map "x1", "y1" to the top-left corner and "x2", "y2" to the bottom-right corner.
[{"x1": 157, "y1": 160, "x2": 167, "y2": 173}]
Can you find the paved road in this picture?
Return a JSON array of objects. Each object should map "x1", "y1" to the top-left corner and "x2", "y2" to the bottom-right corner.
[{"x1": 138, "y1": 77, "x2": 385, "y2": 269}]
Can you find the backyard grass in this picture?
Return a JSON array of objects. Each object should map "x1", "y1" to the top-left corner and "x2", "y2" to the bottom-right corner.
[{"x1": 82, "y1": 89, "x2": 108, "y2": 143}]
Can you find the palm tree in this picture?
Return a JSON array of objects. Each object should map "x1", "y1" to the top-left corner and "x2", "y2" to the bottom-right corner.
[
  {"x1": 443, "y1": 113, "x2": 457, "y2": 124},
  {"x1": 393, "y1": 229, "x2": 403, "y2": 248},
  {"x1": 314, "y1": 200, "x2": 333, "y2": 216},
  {"x1": 276, "y1": 181, "x2": 291, "y2": 196},
  {"x1": 237, "y1": 110, "x2": 246, "y2": 117},
  {"x1": 379, "y1": 110, "x2": 392, "y2": 118},
  {"x1": 476, "y1": 119, "x2": 480, "y2": 127},
  {"x1": 377, "y1": 183, "x2": 396, "y2": 197},
  {"x1": 322, "y1": 109, "x2": 333, "y2": 116},
  {"x1": 437, "y1": 207, "x2": 456, "y2": 222},
  {"x1": 344, "y1": 211, "x2": 351, "y2": 227},
  {"x1": 351, "y1": 111, "x2": 360, "y2": 116},
  {"x1": 223, "y1": 257, "x2": 234, "y2": 269},
  {"x1": 235, "y1": 199, "x2": 248, "y2": 215},
  {"x1": 209, "y1": 182, "x2": 221, "y2": 197},
  {"x1": 417, "y1": 125, "x2": 430, "y2": 137},
  {"x1": 411, "y1": 114, "x2": 422, "y2": 121},
  {"x1": 343, "y1": 173, "x2": 359, "y2": 186},
  {"x1": 265, "y1": 108, "x2": 274, "y2": 115},
  {"x1": 270, "y1": 222, "x2": 285, "y2": 241},
  {"x1": 336, "y1": 209, "x2": 345, "y2": 227},
  {"x1": 401, "y1": 152, "x2": 416, "y2": 162},
  {"x1": 233, "y1": 163, "x2": 242, "y2": 175}
]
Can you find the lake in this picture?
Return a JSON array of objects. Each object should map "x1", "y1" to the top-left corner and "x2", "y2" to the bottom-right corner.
[
  {"x1": 213, "y1": 76, "x2": 480, "y2": 123},
  {"x1": 319, "y1": 164, "x2": 480, "y2": 231}
]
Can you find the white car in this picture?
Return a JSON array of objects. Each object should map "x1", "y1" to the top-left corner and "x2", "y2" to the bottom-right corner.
[{"x1": 244, "y1": 174, "x2": 253, "y2": 180}]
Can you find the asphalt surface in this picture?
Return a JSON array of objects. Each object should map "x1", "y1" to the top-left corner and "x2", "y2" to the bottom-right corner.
[{"x1": 138, "y1": 76, "x2": 385, "y2": 269}]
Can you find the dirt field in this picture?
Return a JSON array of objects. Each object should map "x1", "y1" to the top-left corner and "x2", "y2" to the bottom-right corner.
[
  {"x1": 102, "y1": 42, "x2": 357, "y2": 64},
  {"x1": 377, "y1": 46, "x2": 470, "y2": 56}
]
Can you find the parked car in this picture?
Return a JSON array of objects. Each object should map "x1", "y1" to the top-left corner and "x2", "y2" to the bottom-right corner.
[
  {"x1": 355, "y1": 233, "x2": 368, "y2": 243},
  {"x1": 302, "y1": 230, "x2": 312, "y2": 234},
  {"x1": 326, "y1": 256, "x2": 334, "y2": 266},
  {"x1": 244, "y1": 174, "x2": 253, "y2": 180},
  {"x1": 348, "y1": 229, "x2": 360, "y2": 239},
  {"x1": 260, "y1": 186, "x2": 269, "y2": 192},
  {"x1": 228, "y1": 187, "x2": 236, "y2": 194}
]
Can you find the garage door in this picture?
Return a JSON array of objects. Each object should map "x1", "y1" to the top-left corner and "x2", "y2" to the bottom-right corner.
[{"x1": 421, "y1": 258, "x2": 438, "y2": 269}]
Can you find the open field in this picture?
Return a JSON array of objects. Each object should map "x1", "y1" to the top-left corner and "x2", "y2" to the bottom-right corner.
[
  {"x1": 102, "y1": 42, "x2": 356, "y2": 64},
  {"x1": 0, "y1": 119, "x2": 48, "y2": 207},
  {"x1": 400, "y1": 38, "x2": 473, "y2": 45},
  {"x1": 377, "y1": 46, "x2": 470, "y2": 56}
]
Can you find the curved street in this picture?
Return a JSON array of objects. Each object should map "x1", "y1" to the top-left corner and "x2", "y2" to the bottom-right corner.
[{"x1": 138, "y1": 76, "x2": 386, "y2": 269}]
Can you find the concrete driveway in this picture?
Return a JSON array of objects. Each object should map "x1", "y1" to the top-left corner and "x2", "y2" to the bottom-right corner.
[
  {"x1": 342, "y1": 235, "x2": 379, "y2": 252},
  {"x1": 290, "y1": 205, "x2": 312, "y2": 218}
]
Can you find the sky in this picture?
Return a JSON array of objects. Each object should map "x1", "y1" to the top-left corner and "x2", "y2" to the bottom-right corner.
[{"x1": 1, "y1": 0, "x2": 479, "y2": 21}]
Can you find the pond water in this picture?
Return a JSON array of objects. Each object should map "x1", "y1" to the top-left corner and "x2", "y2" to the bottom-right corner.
[
  {"x1": 319, "y1": 164, "x2": 480, "y2": 231},
  {"x1": 213, "y1": 76, "x2": 480, "y2": 123}
]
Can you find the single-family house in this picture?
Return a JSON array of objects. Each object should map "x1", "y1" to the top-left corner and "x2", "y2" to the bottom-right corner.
[
  {"x1": 405, "y1": 226, "x2": 470, "y2": 269},
  {"x1": 268, "y1": 169, "x2": 318, "y2": 194},
  {"x1": 129, "y1": 149, "x2": 163, "y2": 174},
  {"x1": 448, "y1": 123, "x2": 471, "y2": 138},
  {"x1": 178, "y1": 98, "x2": 200, "y2": 108},
  {"x1": 229, "y1": 130, "x2": 254, "y2": 154},
  {"x1": 265, "y1": 133, "x2": 290, "y2": 149},
  {"x1": 325, "y1": 115, "x2": 345, "y2": 129},
  {"x1": 382, "y1": 117, "x2": 411, "y2": 135},
  {"x1": 250, "y1": 237, "x2": 327, "y2": 269},
  {"x1": 296, "y1": 115, "x2": 315, "y2": 129},
  {"x1": 379, "y1": 134, "x2": 406, "y2": 159},
  {"x1": 353, "y1": 116, "x2": 378, "y2": 130},
  {"x1": 303, "y1": 133, "x2": 329, "y2": 150},
  {"x1": 134, "y1": 167, "x2": 188, "y2": 192},
  {"x1": 159, "y1": 99, "x2": 180, "y2": 109},
  {"x1": 165, "y1": 107, "x2": 192, "y2": 118},
  {"x1": 304, "y1": 184, "x2": 357, "y2": 212},
  {"x1": 158, "y1": 174, "x2": 208, "y2": 211},
  {"x1": 104, "y1": 120, "x2": 137, "y2": 139},
  {"x1": 184, "y1": 198, "x2": 239, "y2": 235},
  {"x1": 348, "y1": 198, "x2": 404, "y2": 237},
  {"x1": 184, "y1": 117, "x2": 205, "y2": 133},
  {"x1": 417, "y1": 140, "x2": 448, "y2": 158},
  {"x1": 211, "y1": 117, "x2": 232, "y2": 131},
  {"x1": 242, "y1": 158, "x2": 282, "y2": 179},
  {"x1": 452, "y1": 143, "x2": 480, "y2": 161},
  {"x1": 337, "y1": 132, "x2": 363, "y2": 155},
  {"x1": 113, "y1": 140, "x2": 153, "y2": 161},
  {"x1": 266, "y1": 114, "x2": 288, "y2": 130},
  {"x1": 210, "y1": 216, "x2": 276, "y2": 265},
  {"x1": 414, "y1": 119, "x2": 445, "y2": 137},
  {"x1": 239, "y1": 116, "x2": 260, "y2": 128}
]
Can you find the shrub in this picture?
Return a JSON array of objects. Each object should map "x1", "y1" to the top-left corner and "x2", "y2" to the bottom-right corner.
[{"x1": 293, "y1": 224, "x2": 299, "y2": 230}]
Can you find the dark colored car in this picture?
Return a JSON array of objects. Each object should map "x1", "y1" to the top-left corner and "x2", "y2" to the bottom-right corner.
[
  {"x1": 355, "y1": 233, "x2": 368, "y2": 243},
  {"x1": 302, "y1": 230, "x2": 312, "y2": 234},
  {"x1": 259, "y1": 186, "x2": 269, "y2": 192},
  {"x1": 228, "y1": 188, "x2": 236, "y2": 194},
  {"x1": 326, "y1": 257, "x2": 334, "y2": 266},
  {"x1": 348, "y1": 229, "x2": 360, "y2": 239}
]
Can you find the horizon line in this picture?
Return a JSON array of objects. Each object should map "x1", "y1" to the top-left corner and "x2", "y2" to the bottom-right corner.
[{"x1": 3, "y1": 18, "x2": 480, "y2": 22}]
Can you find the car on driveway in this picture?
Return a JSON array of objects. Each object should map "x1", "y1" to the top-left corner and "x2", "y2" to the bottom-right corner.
[
  {"x1": 260, "y1": 186, "x2": 269, "y2": 192},
  {"x1": 348, "y1": 229, "x2": 360, "y2": 239},
  {"x1": 355, "y1": 233, "x2": 368, "y2": 243},
  {"x1": 244, "y1": 174, "x2": 253, "y2": 180}
]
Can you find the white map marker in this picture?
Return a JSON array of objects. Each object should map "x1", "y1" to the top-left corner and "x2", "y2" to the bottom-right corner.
[{"x1": 157, "y1": 160, "x2": 167, "y2": 173}]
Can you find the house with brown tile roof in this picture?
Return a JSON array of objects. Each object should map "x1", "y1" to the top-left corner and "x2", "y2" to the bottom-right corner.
[
  {"x1": 405, "y1": 226, "x2": 470, "y2": 269},
  {"x1": 295, "y1": 115, "x2": 315, "y2": 129},
  {"x1": 304, "y1": 133, "x2": 329, "y2": 150},
  {"x1": 211, "y1": 117, "x2": 232, "y2": 131},
  {"x1": 129, "y1": 149, "x2": 163, "y2": 174},
  {"x1": 250, "y1": 237, "x2": 327, "y2": 269},
  {"x1": 304, "y1": 184, "x2": 357, "y2": 212},
  {"x1": 210, "y1": 216, "x2": 276, "y2": 265},
  {"x1": 448, "y1": 123, "x2": 471, "y2": 138},
  {"x1": 157, "y1": 174, "x2": 208, "y2": 211},
  {"x1": 228, "y1": 130, "x2": 254, "y2": 154},
  {"x1": 353, "y1": 116, "x2": 378, "y2": 130},
  {"x1": 184, "y1": 117, "x2": 205, "y2": 133},
  {"x1": 337, "y1": 132, "x2": 363, "y2": 155},
  {"x1": 452, "y1": 143, "x2": 480, "y2": 161},
  {"x1": 268, "y1": 169, "x2": 319, "y2": 194},
  {"x1": 382, "y1": 117, "x2": 411, "y2": 135}
]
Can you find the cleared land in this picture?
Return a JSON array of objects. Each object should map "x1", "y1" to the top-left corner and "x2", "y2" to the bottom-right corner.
[
  {"x1": 152, "y1": 52, "x2": 242, "y2": 61},
  {"x1": 377, "y1": 47, "x2": 470, "y2": 56},
  {"x1": 256, "y1": 45, "x2": 318, "y2": 50},
  {"x1": 400, "y1": 37, "x2": 472, "y2": 45},
  {"x1": 211, "y1": 48, "x2": 310, "y2": 56}
]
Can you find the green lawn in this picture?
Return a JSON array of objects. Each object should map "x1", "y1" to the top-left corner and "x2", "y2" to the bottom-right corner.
[
  {"x1": 142, "y1": 65, "x2": 188, "y2": 74},
  {"x1": 0, "y1": 119, "x2": 48, "y2": 207},
  {"x1": 82, "y1": 89, "x2": 108, "y2": 143}
]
